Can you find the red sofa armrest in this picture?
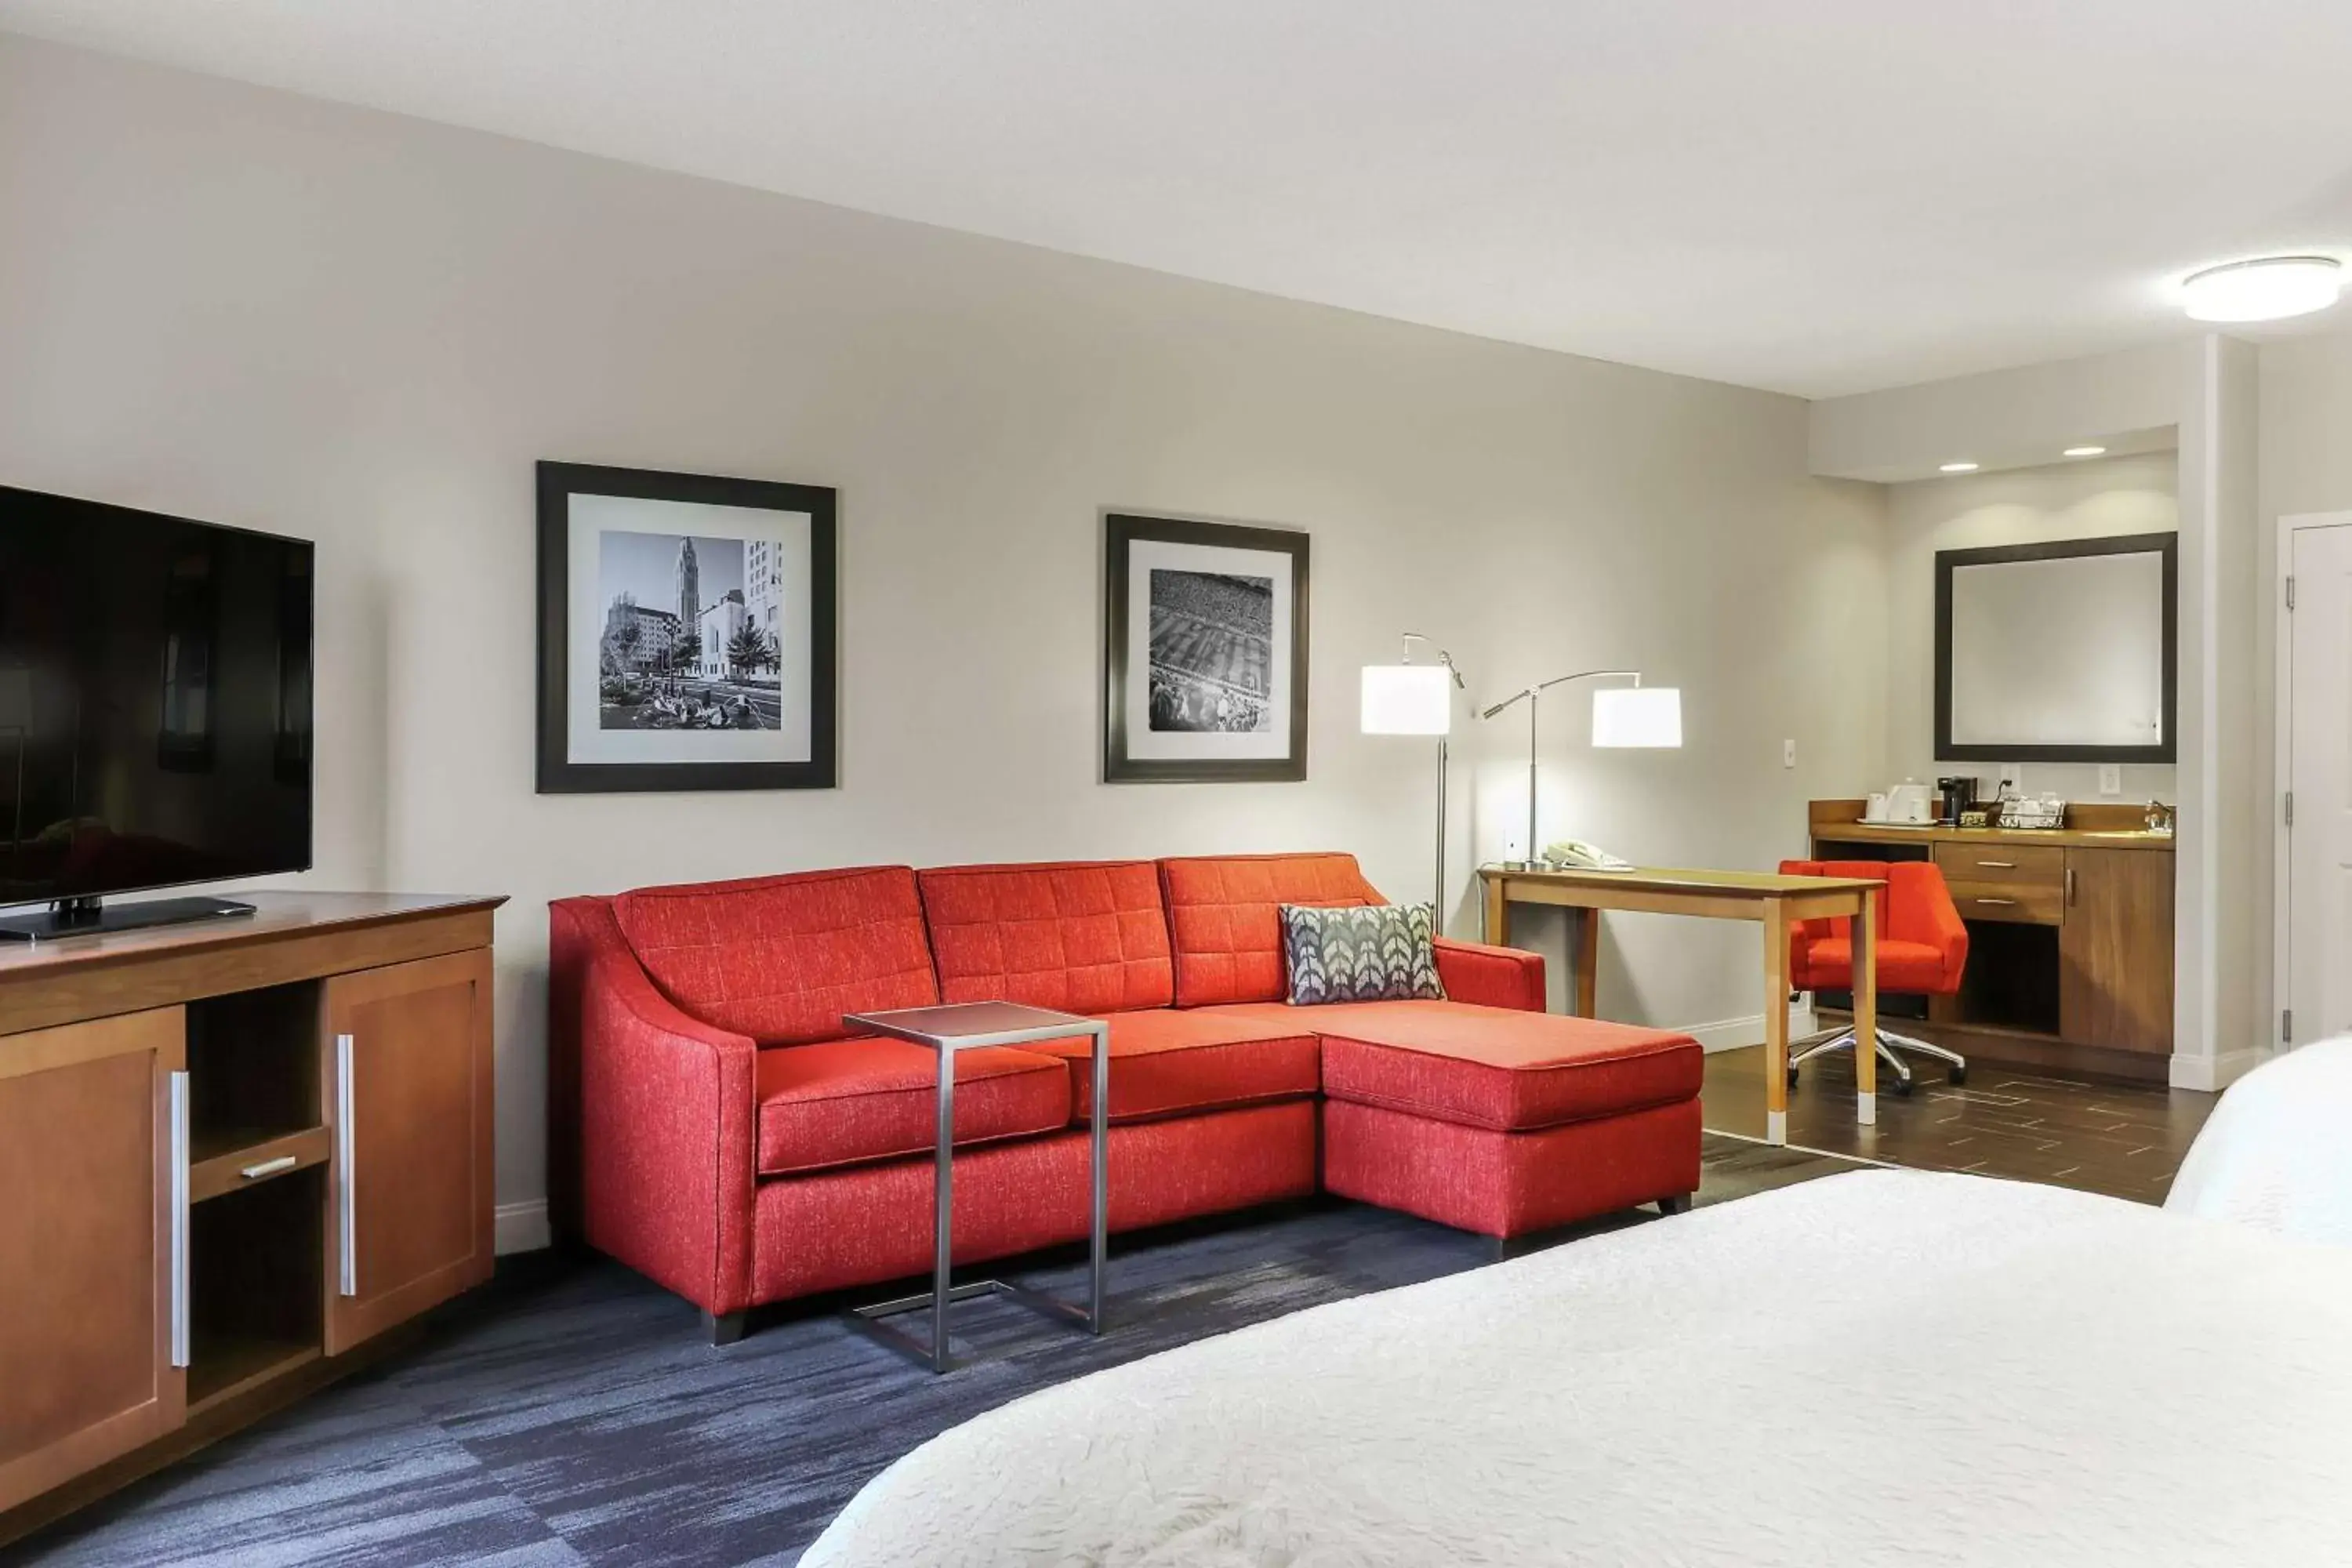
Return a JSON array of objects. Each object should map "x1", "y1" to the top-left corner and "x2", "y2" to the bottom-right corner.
[
  {"x1": 566, "y1": 903, "x2": 760, "y2": 1317},
  {"x1": 1434, "y1": 936, "x2": 1546, "y2": 1012}
]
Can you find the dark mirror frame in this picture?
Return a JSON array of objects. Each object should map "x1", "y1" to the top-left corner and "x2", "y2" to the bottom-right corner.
[{"x1": 1934, "y1": 531, "x2": 2177, "y2": 765}]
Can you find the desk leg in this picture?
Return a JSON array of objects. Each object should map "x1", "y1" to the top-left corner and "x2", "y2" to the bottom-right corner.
[
  {"x1": 1571, "y1": 910, "x2": 1599, "y2": 1020},
  {"x1": 1762, "y1": 897, "x2": 1788, "y2": 1146},
  {"x1": 1483, "y1": 879, "x2": 1510, "y2": 947},
  {"x1": 1853, "y1": 888, "x2": 1878, "y2": 1127}
]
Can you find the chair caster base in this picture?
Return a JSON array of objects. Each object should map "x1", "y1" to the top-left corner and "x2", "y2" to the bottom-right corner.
[
  {"x1": 1890, "y1": 1076, "x2": 1914, "y2": 1098},
  {"x1": 1948, "y1": 1065, "x2": 1968, "y2": 1086}
]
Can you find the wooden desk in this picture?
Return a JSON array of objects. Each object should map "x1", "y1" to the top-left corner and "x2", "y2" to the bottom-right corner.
[{"x1": 1479, "y1": 866, "x2": 1884, "y2": 1145}]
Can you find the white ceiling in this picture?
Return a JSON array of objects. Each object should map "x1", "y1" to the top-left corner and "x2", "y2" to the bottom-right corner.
[{"x1": 9, "y1": 1, "x2": 2352, "y2": 397}]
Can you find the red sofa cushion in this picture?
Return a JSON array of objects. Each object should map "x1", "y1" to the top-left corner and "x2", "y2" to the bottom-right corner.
[
  {"x1": 1260, "y1": 998, "x2": 1700, "y2": 1131},
  {"x1": 919, "y1": 861, "x2": 1174, "y2": 1014},
  {"x1": 1159, "y1": 852, "x2": 1382, "y2": 1008},
  {"x1": 751, "y1": 1102, "x2": 1319, "y2": 1303},
  {"x1": 753, "y1": 1037, "x2": 1070, "y2": 1176},
  {"x1": 1028, "y1": 1007, "x2": 1321, "y2": 1123},
  {"x1": 612, "y1": 866, "x2": 939, "y2": 1045}
]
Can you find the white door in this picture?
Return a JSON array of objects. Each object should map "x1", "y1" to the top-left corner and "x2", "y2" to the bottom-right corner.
[{"x1": 2288, "y1": 523, "x2": 2352, "y2": 1047}]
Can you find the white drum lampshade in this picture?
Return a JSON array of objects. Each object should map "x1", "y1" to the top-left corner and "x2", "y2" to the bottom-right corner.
[
  {"x1": 1592, "y1": 685, "x2": 1682, "y2": 749},
  {"x1": 1360, "y1": 663, "x2": 1453, "y2": 736}
]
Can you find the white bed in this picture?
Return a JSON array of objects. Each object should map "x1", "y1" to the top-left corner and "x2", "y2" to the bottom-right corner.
[
  {"x1": 2166, "y1": 1036, "x2": 2352, "y2": 1247},
  {"x1": 801, "y1": 1169, "x2": 2352, "y2": 1566}
]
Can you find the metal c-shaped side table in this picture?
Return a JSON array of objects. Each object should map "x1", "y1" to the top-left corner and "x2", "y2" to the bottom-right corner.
[{"x1": 839, "y1": 1001, "x2": 1109, "y2": 1373}]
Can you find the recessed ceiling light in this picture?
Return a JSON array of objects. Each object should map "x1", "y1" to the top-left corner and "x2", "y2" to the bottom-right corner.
[
  {"x1": 2063, "y1": 446, "x2": 2107, "y2": 458},
  {"x1": 2181, "y1": 256, "x2": 2342, "y2": 323},
  {"x1": 1939, "y1": 462, "x2": 1980, "y2": 474}
]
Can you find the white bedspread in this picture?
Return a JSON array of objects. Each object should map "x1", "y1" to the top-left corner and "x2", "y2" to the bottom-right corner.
[
  {"x1": 2166, "y1": 1037, "x2": 2352, "y2": 1247},
  {"x1": 802, "y1": 1170, "x2": 2352, "y2": 1566}
]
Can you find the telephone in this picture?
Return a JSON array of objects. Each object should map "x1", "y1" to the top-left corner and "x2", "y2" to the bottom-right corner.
[{"x1": 1544, "y1": 839, "x2": 1635, "y2": 872}]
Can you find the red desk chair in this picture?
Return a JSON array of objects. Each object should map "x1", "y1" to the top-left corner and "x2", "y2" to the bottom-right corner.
[{"x1": 1779, "y1": 859, "x2": 1969, "y2": 1094}]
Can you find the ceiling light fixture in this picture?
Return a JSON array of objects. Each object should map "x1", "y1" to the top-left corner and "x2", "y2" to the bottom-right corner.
[
  {"x1": 2180, "y1": 256, "x2": 2342, "y2": 323},
  {"x1": 1939, "y1": 462, "x2": 1980, "y2": 474},
  {"x1": 2063, "y1": 446, "x2": 2107, "y2": 458}
]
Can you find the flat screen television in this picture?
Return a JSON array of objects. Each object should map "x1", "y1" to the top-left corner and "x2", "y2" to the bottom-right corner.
[{"x1": 0, "y1": 484, "x2": 313, "y2": 941}]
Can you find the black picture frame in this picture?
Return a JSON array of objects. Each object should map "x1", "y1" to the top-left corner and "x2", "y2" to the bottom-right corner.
[
  {"x1": 1933, "y1": 531, "x2": 2176, "y2": 765},
  {"x1": 1103, "y1": 512, "x2": 1309, "y2": 784},
  {"x1": 536, "y1": 460, "x2": 837, "y2": 793}
]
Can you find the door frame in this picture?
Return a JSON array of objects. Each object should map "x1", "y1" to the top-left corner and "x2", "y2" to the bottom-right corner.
[{"x1": 2273, "y1": 510, "x2": 2352, "y2": 1053}]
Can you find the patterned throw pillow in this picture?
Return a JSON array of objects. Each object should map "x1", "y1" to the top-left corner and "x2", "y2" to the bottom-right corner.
[{"x1": 1279, "y1": 903, "x2": 1446, "y2": 1005}]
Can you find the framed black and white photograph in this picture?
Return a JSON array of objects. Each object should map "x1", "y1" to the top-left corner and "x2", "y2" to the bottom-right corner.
[
  {"x1": 1103, "y1": 512, "x2": 1308, "y2": 783},
  {"x1": 537, "y1": 461, "x2": 836, "y2": 793}
]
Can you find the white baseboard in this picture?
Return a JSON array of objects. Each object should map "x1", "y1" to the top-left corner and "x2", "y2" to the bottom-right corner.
[
  {"x1": 1682, "y1": 1003, "x2": 1817, "y2": 1054},
  {"x1": 495, "y1": 1199, "x2": 552, "y2": 1255},
  {"x1": 2171, "y1": 1047, "x2": 2269, "y2": 1093}
]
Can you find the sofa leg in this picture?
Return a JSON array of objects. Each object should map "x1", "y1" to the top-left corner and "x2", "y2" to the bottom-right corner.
[
  {"x1": 706, "y1": 1309, "x2": 749, "y2": 1347},
  {"x1": 1656, "y1": 1192, "x2": 1693, "y2": 1217}
]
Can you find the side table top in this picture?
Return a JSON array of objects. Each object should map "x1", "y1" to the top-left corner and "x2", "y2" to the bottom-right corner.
[{"x1": 846, "y1": 1000, "x2": 1102, "y2": 1048}]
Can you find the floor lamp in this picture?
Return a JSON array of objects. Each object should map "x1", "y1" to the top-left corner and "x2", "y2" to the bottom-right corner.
[
  {"x1": 1360, "y1": 633, "x2": 1462, "y2": 916},
  {"x1": 1480, "y1": 671, "x2": 1682, "y2": 868}
]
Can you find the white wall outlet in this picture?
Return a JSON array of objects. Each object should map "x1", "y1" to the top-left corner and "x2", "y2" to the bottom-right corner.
[
  {"x1": 2097, "y1": 763, "x2": 2122, "y2": 796},
  {"x1": 1998, "y1": 763, "x2": 2024, "y2": 793},
  {"x1": 1782, "y1": 739, "x2": 1796, "y2": 768}
]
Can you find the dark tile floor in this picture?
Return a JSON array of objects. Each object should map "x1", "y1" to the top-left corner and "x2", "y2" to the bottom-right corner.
[
  {"x1": 13, "y1": 1134, "x2": 1851, "y2": 1567},
  {"x1": 1703, "y1": 1042, "x2": 2216, "y2": 1202}
]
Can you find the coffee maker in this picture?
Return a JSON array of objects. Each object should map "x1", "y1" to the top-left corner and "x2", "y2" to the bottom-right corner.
[{"x1": 1936, "y1": 776, "x2": 1980, "y2": 825}]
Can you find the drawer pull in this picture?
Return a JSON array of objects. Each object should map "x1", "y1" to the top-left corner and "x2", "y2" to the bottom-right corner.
[
  {"x1": 1976, "y1": 860, "x2": 2016, "y2": 869},
  {"x1": 241, "y1": 1154, "x2": 299, "y2": 1181},
  {"x1": 1973, "y1": 897, "x2": 2019, "y2": 906}
]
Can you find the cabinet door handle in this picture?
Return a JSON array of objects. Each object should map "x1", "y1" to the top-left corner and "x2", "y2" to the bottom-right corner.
[
  {"x1": 169, "y1": 1069, "x2": 190, "y2": 1369},
  {"x1": 1976, "y1": 860, "x2": 2016, "y2": 869},
  {"x1": 336, "y1": 1032, "x2": 358, "y2": 1298},
  {"x1": 1973, "y1": 897, "x2": 2018, "y2": 906},
  {"x1": 241, "y1": 1154, "x2": 299, "y2": 1181},
  {"x1": 2066, "y1": 868, "x2": 2077, "y2": 906}
]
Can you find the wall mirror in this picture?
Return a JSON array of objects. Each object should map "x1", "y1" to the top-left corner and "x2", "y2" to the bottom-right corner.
[{"x1": 1934, "y1": 532, "x2": 2176, "y2": 764}]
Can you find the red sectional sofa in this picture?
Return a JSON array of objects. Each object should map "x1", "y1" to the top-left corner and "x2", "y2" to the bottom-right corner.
[{"x1": 547, "y1": 852, "x2": 1703, "y2": 1338}]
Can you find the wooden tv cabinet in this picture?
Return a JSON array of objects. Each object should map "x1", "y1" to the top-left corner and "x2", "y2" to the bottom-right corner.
[{"x1": 0, "y1": 891, "x2": 504, "y2": 1545}]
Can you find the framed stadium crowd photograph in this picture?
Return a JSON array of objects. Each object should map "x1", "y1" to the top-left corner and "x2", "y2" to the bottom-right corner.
[{"x1": 1102, "y1": 511, "x2": 1309, "y2": 783}]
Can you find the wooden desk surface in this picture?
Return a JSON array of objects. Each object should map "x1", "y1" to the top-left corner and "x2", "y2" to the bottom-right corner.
[
  {"x1": 1809, "y1": 799, "x2": 2176, "y2": 854},
  {"x1": 1479, "y1": 866, "x2": 1884, "y2": 898}
]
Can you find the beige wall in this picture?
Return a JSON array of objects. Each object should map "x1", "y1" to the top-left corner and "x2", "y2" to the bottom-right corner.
[
  {"x1": 1882, "y1": 451, "x2": 2180, "y2": 804},
  {"x1": 0, "y1": 34, "x2": 1890, "y2": 1237},
  {"x1": 2256, "y1": 328, "x2": 2352, "y2": 1056}
]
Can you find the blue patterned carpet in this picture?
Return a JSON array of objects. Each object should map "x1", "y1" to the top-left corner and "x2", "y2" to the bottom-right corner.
[{"x1": 16, "y1": 1134, "x2": 1848, "y2": 1566}]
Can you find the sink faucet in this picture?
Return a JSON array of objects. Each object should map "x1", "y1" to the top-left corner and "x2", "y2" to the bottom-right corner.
[{"x1": 2144, "y1": 800, "x2": 2175, "y2": 833}]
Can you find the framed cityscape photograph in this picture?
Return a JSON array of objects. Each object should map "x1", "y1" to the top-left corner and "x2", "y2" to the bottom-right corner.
[
  {"x1": 536, "y1": 461, "x2": 837, "y2": 793},
  {"x1": 1102, "y1": 512, "x2": 1308, "y2": 783}
]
